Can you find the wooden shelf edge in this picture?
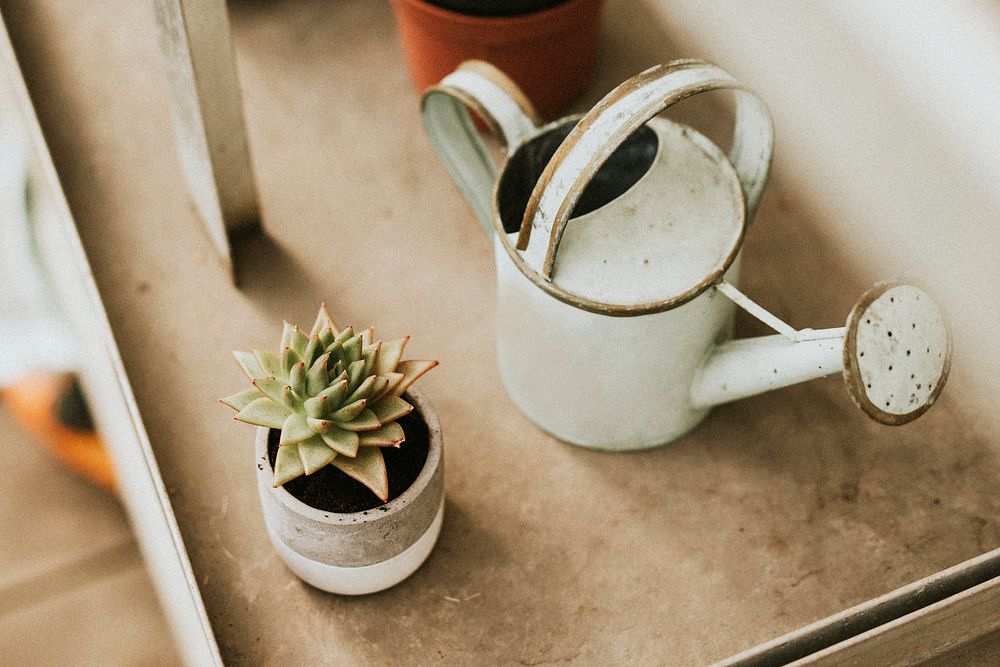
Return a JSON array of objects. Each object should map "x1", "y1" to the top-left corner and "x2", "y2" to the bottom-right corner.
[{"x1": 0, "y1": 10, "x2": 221, "y2": 667}]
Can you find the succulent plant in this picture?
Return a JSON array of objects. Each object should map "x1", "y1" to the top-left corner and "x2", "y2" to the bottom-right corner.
[{"x1": 221, "y1": 305, "x2": 437, "y2": 501}]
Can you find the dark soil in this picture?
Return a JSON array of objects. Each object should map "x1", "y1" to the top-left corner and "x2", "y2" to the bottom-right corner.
[
  {"x1": 428, "y1": 0, "x2": 568, "y2": 17},
  {"x1": 267, "y1": 396, "x2": 430, "y2": 513}
]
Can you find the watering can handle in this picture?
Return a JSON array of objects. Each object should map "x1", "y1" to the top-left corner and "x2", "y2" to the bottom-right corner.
[
  {"x1": 518, "y1": 60, "x2": 774, "y2": 280},
  {"x1": 421, "y1": 61, "x2": 541, "y2": 237}
]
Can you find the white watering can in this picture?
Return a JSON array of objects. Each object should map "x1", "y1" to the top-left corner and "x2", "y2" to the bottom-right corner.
[{"x1": 422, "y1": 60, "x2": 952, "y2": 450}]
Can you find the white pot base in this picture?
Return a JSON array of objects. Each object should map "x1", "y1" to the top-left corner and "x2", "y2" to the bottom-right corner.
[{"x1": 267, "y1": 499, "x2": 445, "y2": 595}]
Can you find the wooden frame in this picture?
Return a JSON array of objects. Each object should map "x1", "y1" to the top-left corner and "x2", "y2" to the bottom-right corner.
[
  {"x1": 721, "y1": 547, "x2": 1000, "y2": 665},
  {"x1": 0, "y1": 13, "x2": 223, "y2": 667}
]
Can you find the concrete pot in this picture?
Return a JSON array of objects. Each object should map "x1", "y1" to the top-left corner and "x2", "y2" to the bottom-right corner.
[{"x1": 254, "y1": 388, "x2": 444, "y2": 595}]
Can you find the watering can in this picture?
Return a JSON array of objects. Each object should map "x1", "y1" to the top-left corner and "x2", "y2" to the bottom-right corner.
[{"x1": 422, "y1": 60, "x2": 951, "y2": 450}]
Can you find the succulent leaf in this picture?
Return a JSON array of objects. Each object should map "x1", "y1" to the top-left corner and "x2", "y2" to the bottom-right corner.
[
  {"x1": 280, "y1": 412, "x2": 314, "y2": 446},
  {"x1": 371, "y1": 395, "x2": 413, "y2": 423},
  {"x1": 375, "y1": 337, "x2": 408, "y2": 375},
  {"x1": 347, "y1": 360, "x2": 365, "y2": 390},
  {"x1": 281, "y1": 385, "x2": 303, "y2": 412},
  {"x1": 220, "y1": 387, "x2": 263, "y2": 411},
  {"x1": 359, "y1": 422, "x2": 405, "y2": 447},
  {"x1": 310, "y1": 303, "x2": 339, "y2": 338},
  {"x1": 306, "y1": 353, "x2": 330, "y2": 396},
  {"x1": 321, "y1": 428, "x2": 360, "y2": 457},
  {"x1": 318, "y1": 379, "x2": 349, "y2": 407},
  {"x1": 254, "y1": 350, "x2": 285, "y2": 380},
  {"x1": 337, "y1": 408, "x2": 382, "y2": 432},
  {"x1": 367, "y1": 376, "x2": 391, "y2": 403},
  {"x1": 290, "y1": 327, "x2": 309, "y2": 358},
  {"x1": 318, "y1": 327, "x2": 335, "y2": 349},
  {"x1": 331, "y1": 446, "x2": 388, "y2": 501},
  {"x1": 331, "y1": 399, "x2": 367, "y2": 423},
  {"x1": 235, "y1": 397, "x2": 289, "y2": 428},
  {"x1": 360, "y1": 327, "x2": 375, "y2": 347},
  {"x1": 304, "y1": 394, "x2": 328, "y2": 419},
  {"x1": 346, "y1": 375, "x2": 378, "y2": 404},
  {"x1": 306, "y1": 417, "x2": 333, "y2": 433},
  {"x1": 302, "y1": 336, "x2": 321, "y2": 368},
  {"x1": 289, "y1": 362, "x2": 307, "y2": 396},
  {"x1": 377, "y1": 372, "x2": 405, "y2": 400},
  {"x1": 274, "y1": 445, "x2": 305, "y2": 487},
  {"x1": 361, "y1": 343, "x2": 379, "y2": 379},
  {"x1": 298, "y1": 435, "x2": 336, "y2": 474},
  {"x1": 234, "y1": 350, "x2": 267, "y2": 380},
  {"x1": 343, "y1": 335, "x2": 363, "y2": 365},
  {"x1": 252, "y1": 377, "x2": 287, "y2": 405},
  {"x1": 335, "y1": 326, "x2": 354, "y2": 345},
  {"x1": 281, "y1": 346, "x2": 300, "y2": 375},
  {"x1": 392, "y1": 360, "x2": 439, "y2": 397},
  {"x1": 324, "y1": 341, "x2": 343, "y2": 367},
  {"x1": 280, "y1": 322, "x2": 296, "y2": 351}
]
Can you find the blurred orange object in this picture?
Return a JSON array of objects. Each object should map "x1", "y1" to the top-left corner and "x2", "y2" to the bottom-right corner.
[{"x1": 2, "y1": 372, "x2": 117, "y2": 493}]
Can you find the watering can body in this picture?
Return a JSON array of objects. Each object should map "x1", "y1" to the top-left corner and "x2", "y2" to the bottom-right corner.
[
  {"x1": 494, "y1": 242, "x2": 738, "y2": 448},
  {"x1": 490, "y1": 112, "x2": 749, "y2": 447},
  {"x1": 422, "y1": 60, "x2": 951, "y2": 450}
]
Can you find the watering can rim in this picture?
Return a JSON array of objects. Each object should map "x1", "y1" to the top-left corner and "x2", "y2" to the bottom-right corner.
[
  {"x1": 421, "y1": 59, "x2": 773, "y2": 317},
  {"x1": 491, "y1": 116, "x2": 749, "y2": 316}
]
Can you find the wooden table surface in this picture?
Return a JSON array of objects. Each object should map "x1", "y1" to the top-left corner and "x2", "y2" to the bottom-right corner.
[{"x1": 4, "y1": 0, "x2": 999, "y2": 664}]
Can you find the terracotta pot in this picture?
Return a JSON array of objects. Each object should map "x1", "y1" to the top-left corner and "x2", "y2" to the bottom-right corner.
[
  {"x1": 255, "y1": 388, "x2": 444, "y2": 595},
  {"x1": 2, "y1": 372, "x2": 117, "y2": 492},
  {"x1": 390, "y1": 0, "x2": 604, "y2": 119}
]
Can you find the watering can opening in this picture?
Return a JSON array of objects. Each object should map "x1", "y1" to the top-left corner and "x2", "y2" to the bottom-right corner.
[{"x1": 496, "y1": 121, "x2": 659, "y2": 234}]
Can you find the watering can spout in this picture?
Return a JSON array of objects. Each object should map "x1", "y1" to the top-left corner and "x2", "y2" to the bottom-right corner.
[
  {"x1": 691, "y1": 281, "x2": 952, "y2": 425},
  {"x1": 690, "y1": 331, "x2": 845, "y2": 409}
]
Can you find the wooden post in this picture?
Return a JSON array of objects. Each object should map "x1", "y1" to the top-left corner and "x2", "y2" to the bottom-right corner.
[{"x1": 153, "y1": 0, "x2": 260, "y2": 279}]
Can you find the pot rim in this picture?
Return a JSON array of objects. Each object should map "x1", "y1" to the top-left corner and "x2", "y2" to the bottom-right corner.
[
  {"x1": 391, "y1": 0, "x2": 599, "y2": 31},
  {"x1": 254, "y1": 387, "x2": 442, "y2": 526}
]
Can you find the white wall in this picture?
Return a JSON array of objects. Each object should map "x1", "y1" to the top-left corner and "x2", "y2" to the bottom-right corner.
[{"x1": 643, "y1": 0, "x2": 1000, "y2": 418}]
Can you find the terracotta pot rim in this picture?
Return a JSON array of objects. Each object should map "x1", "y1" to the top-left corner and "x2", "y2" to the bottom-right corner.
[
  {"x1": 255, "y1": 387, "x2": 442, "y2": 526},
  {"x1": 391, "y1": 0, "x2": 602, "y2": 39}
]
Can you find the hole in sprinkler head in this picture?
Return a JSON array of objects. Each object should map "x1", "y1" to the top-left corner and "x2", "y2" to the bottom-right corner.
[
  {"x1": 906, "y1": 350, "x2": 911, "y2": 356},
  {"x1": 888, "y1": 331, "x2": 893, "y2": 337},
  {"x1": 891, "y1": 297, "x2": 895, "y2": 303},
  {"x1": 867, "y1": 383, "x2": 871, "y2": 389},
  {"x1": 912, "y1": 323, "x2": 916, "y2": 329},
  {"x1": 860, "y1": 351, "x2": 865, "y2": 357},
  {"x1": 889, "y1": 365, "x2": 893, "y2": 371}
]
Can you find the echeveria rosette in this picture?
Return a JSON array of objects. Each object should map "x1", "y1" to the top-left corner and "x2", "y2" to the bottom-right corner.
[{"x1": 221, "y1": 305, "x2": 437, "y2": 501}]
